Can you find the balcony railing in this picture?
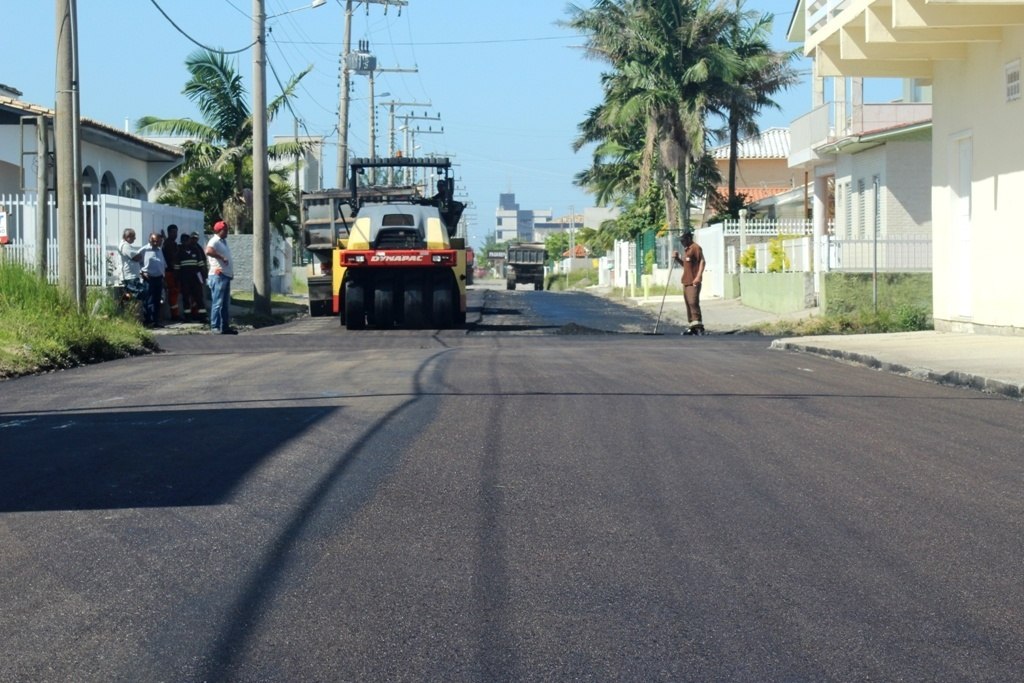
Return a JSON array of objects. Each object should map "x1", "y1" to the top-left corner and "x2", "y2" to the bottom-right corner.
[
  {"x1": 847, "y1": 103, "x2": 932, "y2": 136},
  {"x1": 807, "y1": 0, "x2": 850, "y2": 36},
  {"x1": 790, "y1": 101, "x2": 932, "y2": 165}
]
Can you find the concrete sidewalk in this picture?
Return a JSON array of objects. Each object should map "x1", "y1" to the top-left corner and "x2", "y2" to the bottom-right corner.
[
  {"x1": 771, "y1": 332, "x2": 1024, "y2": 401},
  {"x1": 614, "y1": 290, "x2": 1024, "y2": 402}
]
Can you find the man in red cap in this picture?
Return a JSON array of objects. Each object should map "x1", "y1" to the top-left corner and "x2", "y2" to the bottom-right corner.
[{"x1": 204, "y1": 220, "x2": 237, "y2": 334}]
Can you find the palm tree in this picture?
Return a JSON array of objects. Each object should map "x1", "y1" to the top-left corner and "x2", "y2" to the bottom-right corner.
[
  {"x1": 137, "y1": 49, "x2": 310, "y2": 234},
  {"x1": 715, "y1": 3, "x2": 800, "y2": 217},
  {"x1": 572, "y1": 77, "x2": 650, "y2": 210},
  {"x1": 565, "y1": 0, "x2": 739, "y2": 231}
]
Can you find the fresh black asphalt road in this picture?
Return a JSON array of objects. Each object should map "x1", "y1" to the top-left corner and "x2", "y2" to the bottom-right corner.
[{"x1": 2, "y1": 288, "x2": 1022, "y2": 681}]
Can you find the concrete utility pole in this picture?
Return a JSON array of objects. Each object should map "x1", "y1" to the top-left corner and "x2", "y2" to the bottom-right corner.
[
  {"x1": 399, "y1": 111, "x2": 442, "y2": 187},
  {"x1": 335, "y1": 0, "x2": 408, "y2": 188},
  {"x1": 35, "y1": 116, "x2": 49, "y2": 280},
  {"x1": 253, "y1": 0, "x2": 271, "y2": 315},
  {"x1": 55, "y1": 0, "x2": 84, "y2": 309},
  {"x1": 253, "y1": 0, "x2": 324, "y2": 316},
  {"x1": 383, "y1": 99, "x2": 430, "y2": 184}
]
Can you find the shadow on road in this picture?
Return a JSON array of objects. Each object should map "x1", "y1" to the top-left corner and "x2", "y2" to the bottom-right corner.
[{"x1": 0, "y1": 406, "x2": 336, "y2": 513}]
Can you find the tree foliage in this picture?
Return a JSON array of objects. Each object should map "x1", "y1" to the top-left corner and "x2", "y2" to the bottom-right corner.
[
  {"x1": 137, "y1": 49, "x2": 310, "y2": 235},
  {"x1": 564, "y1": 0, "x2": 798, "y2": 230}
]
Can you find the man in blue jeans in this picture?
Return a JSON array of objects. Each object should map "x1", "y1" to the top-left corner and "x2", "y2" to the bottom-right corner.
[
  {"x1": 204, "y1": 220, "x2": 237, "y2": 335},
  {"x1": 139, "y1": 232, "x2": 167, "y2": 328}
]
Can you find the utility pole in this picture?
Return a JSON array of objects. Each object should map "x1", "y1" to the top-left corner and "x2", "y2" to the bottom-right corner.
[
  {"x1": 336, "y1": 0, "x2": 407, "y2": 188},
  {"x1": 35, "y1": 116, "x2": 49, "y2": 280},
  {"x1": 253, "y1": 0, "x2": 324, "y2": 316},
  {"x1": 399, "y1": 111, "x2": 442, "y2": 188},
  {"x1": 383, "y1": 99, "x2": 430, "y2": 184},
  {"x1": 252, "y1": 0, "x2": 271, "y2": 315},
  {"x1": 294, "y1": 117, "x2": 301, "y2": 226},
  {"x1": 55, "y1": 0, "x2": 84, "y2": 309},
  {"x1": 336, "y1": 0, "x2": 354, "y2": 188},
  {"x1": 370, "y1": 67, "x2": 417, "y2": 162}
]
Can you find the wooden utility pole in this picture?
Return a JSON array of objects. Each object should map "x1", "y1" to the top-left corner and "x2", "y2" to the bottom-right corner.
[{"x1": 55, "y1": 0, "x2": 84, "y2": 308}]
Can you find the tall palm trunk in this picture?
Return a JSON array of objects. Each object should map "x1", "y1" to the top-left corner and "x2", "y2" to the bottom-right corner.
[{"x1": 728, "y1": 110, "x2": 740, "y2": 218}]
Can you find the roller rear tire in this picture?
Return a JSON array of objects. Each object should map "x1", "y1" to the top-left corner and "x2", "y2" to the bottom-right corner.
[
  {"x1": 432, "y1": 278, "x2": 455, "y2": 328},
  {"x1": 403, "y1": 274, "x2": 428, "y2": 328},
  {"x1": 374, "y1": 280, "x2": 396, "y2": 329},
  {"x1": 344, "y1": 280, "x2": 366, "y2": 330}
]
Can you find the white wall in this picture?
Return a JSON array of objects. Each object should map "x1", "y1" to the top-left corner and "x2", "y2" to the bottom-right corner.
[
  {"x1": 834, "y1": 138, "x2": 931, "y2": 241},
  {"x1": 932, "y1": 30, "x2": 1024, "y2": 332},
  {"x1": 886, "y1": 139, "x2": 932, "y2": 235}
]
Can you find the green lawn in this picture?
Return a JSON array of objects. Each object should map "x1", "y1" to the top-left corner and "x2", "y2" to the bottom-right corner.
[{"x1": 0, "y1": 260, "x2": 155, "y2": 379}]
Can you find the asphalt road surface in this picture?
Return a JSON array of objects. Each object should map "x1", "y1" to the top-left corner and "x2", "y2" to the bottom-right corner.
[{"x1": 2, "y1": 287, "x2": 1023, "y2": 681}]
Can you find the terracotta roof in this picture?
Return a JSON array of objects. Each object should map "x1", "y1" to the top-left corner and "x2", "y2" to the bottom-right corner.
[
  {"x1": 562, "y1": 244, "x2": 588, "y2": 258},
  {"x1": 712, "y1": 186, "x2": 791, "y2": 203},
  {"x1": 710, "y1": 127, "x2": 790, "y2": 160},
  {"x1": 0, "y1": 95, "x2": 182, "y2": 160}
]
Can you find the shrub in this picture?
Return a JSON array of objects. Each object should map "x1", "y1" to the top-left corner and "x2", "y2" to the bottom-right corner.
[
  {"x1": 767, "y1": 237, "x2": 791, "y2": 273},
  {"x1": 739, "y1": 246, "x2": 757, "y2": 271},
  {"x1": 643, "y1": 249, "x2": 655, "y2": 275}
]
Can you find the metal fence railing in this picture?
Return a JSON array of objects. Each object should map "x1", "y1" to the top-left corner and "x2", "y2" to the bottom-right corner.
[
  {"x1": 724, "y1": 232, "x2": 931, "y2": 274},
  {"x1": 821, "y1": 234, "x2": 932, "y2": 273}
]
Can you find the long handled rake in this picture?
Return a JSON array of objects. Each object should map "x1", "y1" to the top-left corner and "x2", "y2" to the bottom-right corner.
[{"x1": 652, "y1": 248, "x2": 676, "y2": 335}]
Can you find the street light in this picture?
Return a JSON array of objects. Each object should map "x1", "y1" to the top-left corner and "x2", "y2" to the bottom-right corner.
[
  {"x1": 253, "y1": 0, "x2": 325, "y2": 316},
  {"x1": 270, "y1": 0, "x2": 326, "y2": 18}
]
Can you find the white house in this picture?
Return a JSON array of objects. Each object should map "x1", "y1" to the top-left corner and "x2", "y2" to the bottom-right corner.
[
  {"x1": 0, "y1": 93, "x2": 182, "y2": 200},
  {"x1": 0, "y1": 92, "x2": 206, "y2": 285},
  {"x1": 789, "y1": 0, "x2": 1024, "y2": 335}
]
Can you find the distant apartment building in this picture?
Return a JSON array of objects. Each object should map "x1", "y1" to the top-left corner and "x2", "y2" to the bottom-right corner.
[
  {"x1": 495, "y1": 193, "x2": 545, "y2": 242},
  {"x1": 495, "y1": 192, "x2": 619, "y2": 243},
  {"x1": 271, "y1": 134, "x2": 324, "y2": 193}
]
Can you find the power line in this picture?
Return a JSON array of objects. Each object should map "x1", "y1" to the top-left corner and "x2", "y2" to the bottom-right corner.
[
  {"x1": 148, "y1": 0, "x2": 256, "y2": 54},
  {"x1": 270, "y1": 34, "x2": 587, "y2": 47}
]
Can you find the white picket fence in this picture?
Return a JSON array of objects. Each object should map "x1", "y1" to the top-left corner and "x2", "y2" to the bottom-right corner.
[
  {"x1": 614, "y1": 220, "x2": 932, "y2": 300},
  {"x1": 721, "y1": 218, "x2": 815, "y2": 237},
  {"x1": 727, "y1": 233, "x2": 932, "y2": 274},
  {"x1": 0, "y1": 192, "x2": 203, "y2": 286}
]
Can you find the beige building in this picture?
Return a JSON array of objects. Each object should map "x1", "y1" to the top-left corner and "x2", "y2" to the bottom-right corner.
[
  {"x1": 705, "y1": 127, "x2": 801, "y2": 221},
  {"x1": 789, "y1": 0, "x2": 1024, "y2": 334}
]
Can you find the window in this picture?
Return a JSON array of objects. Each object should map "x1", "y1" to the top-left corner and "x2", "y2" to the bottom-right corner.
[
  {"x1": 873, "y1": 175, "x2": 881, "y2": 238},
  {"x1": 857, "y1": 179, "x2": 866, "y2": 239},
  {"x1": 119, "y1": 179, "x2": 146, "y2": 199},
  {"x1": 1006, "y1": 59, "x2": 1021, "y2": 102},
  {"x1": 382, "y1": 213, "x2": 415, "y2": 226}
]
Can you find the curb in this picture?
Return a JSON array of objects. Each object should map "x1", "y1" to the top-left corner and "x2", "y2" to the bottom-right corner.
[{"x1": 770, "y1": 339, "x2": 1024, "y2": 401}]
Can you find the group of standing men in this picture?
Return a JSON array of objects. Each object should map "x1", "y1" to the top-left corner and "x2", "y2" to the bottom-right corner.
[{"x1": 117, "y1": 220, "x2": 236, "y2": 335}]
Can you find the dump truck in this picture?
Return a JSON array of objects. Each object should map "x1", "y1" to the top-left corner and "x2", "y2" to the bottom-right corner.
[
  {"x1": 301, "y1": 189, "x2": 353, "y2": 317},
  {"x1": 328, "y1": 157, "x2": 468, "y2": 330},
  {"x1": 505, "y1": 242, "x2": 548, "y2": 291}
]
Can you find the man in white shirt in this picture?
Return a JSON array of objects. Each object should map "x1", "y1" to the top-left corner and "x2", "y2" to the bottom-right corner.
[
  {"x1": 117, "y1": 229, "x2": 143, "y2": 298},
  {"x1": 139, "y1": 232, "x2": 167, "y2": 327},
  {"x1": 205, "y1": 220, "x2": 236, "y2": 335}
]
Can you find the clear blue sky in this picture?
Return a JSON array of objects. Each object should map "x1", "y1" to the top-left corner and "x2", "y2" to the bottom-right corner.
[{"x1": 7, "y1": 0, "x2": 810, "y2": 250}]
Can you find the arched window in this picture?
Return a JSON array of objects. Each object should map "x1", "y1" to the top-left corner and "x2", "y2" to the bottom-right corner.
[
  {"x1": 100, "y1": 171, "x2": 117, "y2": 196},
  {"x1": 82, "y1": 166, "x2": 99, "y2": 196},
  {"x1": 119, "y1": 179, "x2": 146, "y2": 200}
]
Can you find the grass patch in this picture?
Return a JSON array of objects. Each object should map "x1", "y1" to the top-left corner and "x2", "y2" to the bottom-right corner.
[
  {"x1": 749, "y1": 304, "x2": 933, "y2": 336},
  {"x1": 0, "y1": 260, "x2": 155, "y2": 379},
  {"x1": 546, "y1": 269, "x2": 601, "y2": 291}
]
